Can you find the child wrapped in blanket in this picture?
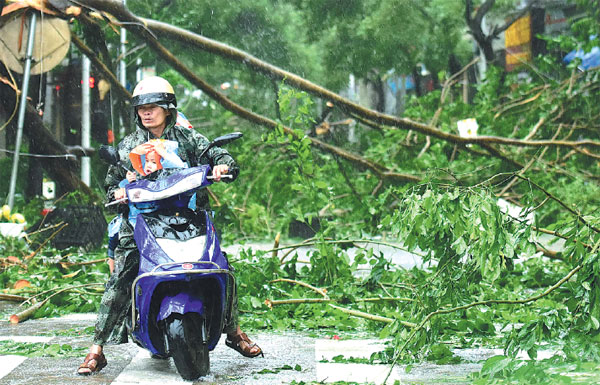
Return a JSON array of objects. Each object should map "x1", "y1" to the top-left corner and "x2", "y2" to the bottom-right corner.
[{"x1": 106, "y1": 139, "x2": 188, "y2": 272}]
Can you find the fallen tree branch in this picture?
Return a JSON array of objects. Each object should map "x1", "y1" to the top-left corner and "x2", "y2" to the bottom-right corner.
[
  {"x1": 385, "y1": 255, "x2": 585, "y2": 383},
  {"x1": 25, "y1": 223, "x2": 69, "y2": 261},
  {"x1": 270, "y1": 278, "x2": 329, "y2": 298},
  {"x1": 59, "y1": 258, "x2": 108, "y2": 268},
  {"x1": 19, "y1": 282, "x2": 105, "y2": 308},
  {"x1": 516, "y1": 175, "x2": 600, "y2": 234},
  {"x1": 0, "y1": 293, "x2": 28, "y2": 302},
  {"x1": 267, "y1": 296, "x2": 413, "y2": 306},
  {"x1": 328, "y1": 304, "x2": 398, "y2": 325},
  {"x1": 9, "y1": 298, "x2": 49, "y2": 324},
  {"x1": 9, "y1": 282, "x2": 104, "y2": 323}
]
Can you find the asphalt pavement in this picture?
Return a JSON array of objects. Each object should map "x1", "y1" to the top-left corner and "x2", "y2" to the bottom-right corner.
[{"x1": 0, "y1": 311, "x2": 484, "y2": 384}]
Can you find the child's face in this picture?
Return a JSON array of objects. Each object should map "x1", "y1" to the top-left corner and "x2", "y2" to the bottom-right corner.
[{"x1": 144, "y1": 151, "x2": 159, "y2": 174}]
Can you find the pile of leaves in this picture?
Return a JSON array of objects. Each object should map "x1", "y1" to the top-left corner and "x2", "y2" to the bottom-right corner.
[{"x1": 0, "y1": 232, "x2": 109, "y2": 322}]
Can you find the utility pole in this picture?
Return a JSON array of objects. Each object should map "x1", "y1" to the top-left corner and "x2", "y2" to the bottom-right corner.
[
  {"x1": 118, "y1": 0, "x2": 127, "y2": 139},
  {"x1": 81, "y1": 56, "x2": 91, "y2": 186},
  {"x1": 7, "y1": 11, "x2": 36, "y2": 209}
]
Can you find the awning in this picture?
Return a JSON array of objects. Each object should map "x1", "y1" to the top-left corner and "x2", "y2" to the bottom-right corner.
[{"x1": 564, "y1": 46, "x2": 600, "y2": 70}]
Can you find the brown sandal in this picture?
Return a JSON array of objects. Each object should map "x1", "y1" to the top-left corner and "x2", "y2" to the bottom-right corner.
[
  {"x1": 225, "y1": 332, "x2": 264, "y2": 358},
  {"x1": 77, "y1": 352, "x2": 107, "y2": 375}
]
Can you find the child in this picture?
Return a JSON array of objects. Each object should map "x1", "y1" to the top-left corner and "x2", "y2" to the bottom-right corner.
[
  {"x1": 129, "y1": 139, "x2": 187, "y2": 176},
  {"x1": 107, "y1": 140, "x2": 188, "y2": 271}
]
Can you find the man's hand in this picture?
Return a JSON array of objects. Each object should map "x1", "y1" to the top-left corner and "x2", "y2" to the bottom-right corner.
[
  {"x1": 212, "y1": 164, "x2": 229, "y2": 182},
  {"x1": 151, "y1": 141, "x2": 168, "y2": 158},
  {"x1": 114, "y1": 188, "x2": 127, "y2": 201}
]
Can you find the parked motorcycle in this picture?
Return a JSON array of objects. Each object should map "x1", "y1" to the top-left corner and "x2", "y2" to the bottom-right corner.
[{"x1": 99, "y1": 132, "x2": 242, "y2": 380}]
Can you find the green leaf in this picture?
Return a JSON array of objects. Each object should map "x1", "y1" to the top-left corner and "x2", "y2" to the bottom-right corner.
[{"x1": 481, "y1": 355, "x2": 511, "y2": 377}]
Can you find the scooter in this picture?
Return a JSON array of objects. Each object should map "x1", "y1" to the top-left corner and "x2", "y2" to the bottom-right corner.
[{"x1": 99, "y1": 132, "x2": 242, "y2": 380}]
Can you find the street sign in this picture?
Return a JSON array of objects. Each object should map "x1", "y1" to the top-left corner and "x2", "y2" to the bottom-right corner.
[{"x1": 0, "y1": 11, "x2": 70, "y2": 75}]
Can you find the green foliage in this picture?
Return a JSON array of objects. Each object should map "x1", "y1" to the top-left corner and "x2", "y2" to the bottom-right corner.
[
  {"x1": 0, "y1": 341, "x2": 88, "y2": 358},
  {"x1": 471, "y1": 355, "x2": 600, "y2": 384},
  {"x1": 254, "y1": 364, "x2": 302, "y2": 374},
  {"x1": 381, "y1": 184, "x2": 532, "y2": 282},
  {"x1": 0, "y1": 240, "x2": 109, "y2": 320},
  {"x1": 291, "y1": 0, "x2": 470, "y2": 88}
]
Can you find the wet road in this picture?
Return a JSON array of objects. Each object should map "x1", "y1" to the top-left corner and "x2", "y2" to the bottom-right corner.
[{"x1": 0, "y1": 311, "x2": 484, "y2": 384}]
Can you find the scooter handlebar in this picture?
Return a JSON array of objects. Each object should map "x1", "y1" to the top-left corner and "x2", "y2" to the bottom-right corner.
[
  {"x1": 105, "y1": 197, "x2": 128, "y2": 207},
  {"x1": 206, "y1": 174, "x2": 233, "y2": 180}
]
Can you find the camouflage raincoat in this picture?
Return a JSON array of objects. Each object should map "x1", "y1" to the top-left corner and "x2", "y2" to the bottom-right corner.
[{"x1": 94, "y1": 114, "x2": 240, "y2": 346}]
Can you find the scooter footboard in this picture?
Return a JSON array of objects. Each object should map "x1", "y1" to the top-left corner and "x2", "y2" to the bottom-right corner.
[{"x1": 131, "y1": 268, "x2": 233, "y2": 354}]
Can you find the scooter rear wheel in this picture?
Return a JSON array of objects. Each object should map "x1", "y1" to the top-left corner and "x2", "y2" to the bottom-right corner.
[{"x1": 165, "y1": 313, "x2": 209, "y2": 380}]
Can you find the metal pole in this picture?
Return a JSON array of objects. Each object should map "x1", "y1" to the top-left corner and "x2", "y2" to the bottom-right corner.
[
  {"x1": 81, "y1": 56, "x2": 91, "y2": 186},
  {"x1": 7, "y1": 11, "x2": 37, "y2": 209},
  {"x1": 118, "y1": 0, "x2": 127, "y2": 139}
]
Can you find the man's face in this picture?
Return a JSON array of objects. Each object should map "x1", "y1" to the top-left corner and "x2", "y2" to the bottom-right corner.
[{"x1": 137, "y1": 104, "x2": 169, "y2": 131}]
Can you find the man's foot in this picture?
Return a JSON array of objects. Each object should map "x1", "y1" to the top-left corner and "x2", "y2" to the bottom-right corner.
[
  {"x1": 77, "y1": 352, "x2": 107, "y2": 375},
  {"x1": 225, "y1": 332, "x2": 264, "y2": 358}
]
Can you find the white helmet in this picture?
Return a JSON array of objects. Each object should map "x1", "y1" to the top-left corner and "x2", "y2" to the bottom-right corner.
[{"x1": 132, "y1": 76, "x2": 177, "y2": 109}]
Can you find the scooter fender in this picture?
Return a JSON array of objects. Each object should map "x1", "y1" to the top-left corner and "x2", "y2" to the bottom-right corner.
[{"x1": 157, "y1": 292, "x2": 204, "y2": 322}]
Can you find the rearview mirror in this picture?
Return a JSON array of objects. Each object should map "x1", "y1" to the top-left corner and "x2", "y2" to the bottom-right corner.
[
  {"x1": 212, "y1": 132, "x2": 243, "y2": 148},
  {"x1": 198, "y1": 132, "x2": 243, "y2": 160}
]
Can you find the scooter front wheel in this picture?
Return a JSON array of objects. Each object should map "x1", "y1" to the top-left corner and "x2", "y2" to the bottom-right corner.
[{"x1": 165, "y1": 313, "x2": 209, "y2": 380}]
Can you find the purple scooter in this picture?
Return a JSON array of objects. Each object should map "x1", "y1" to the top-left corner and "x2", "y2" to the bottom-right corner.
[{"x1": 99, "y1": 133, "x2": 242, "y2": 380}]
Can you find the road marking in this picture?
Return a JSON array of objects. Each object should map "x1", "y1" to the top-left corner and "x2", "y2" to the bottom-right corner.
[
  {"x1": 0, "y1": 335, "x2": 54, "y2": 343},
  {"x1": 0, "y1": 336, "x2": 55, "y2": 382},
  {"x1": 112, "y1": 349, "x2": 189, "y2": 384},
  {"x1": 0, "y1": 355, "x2": 27, "y2": 378},
  {"x1": 316, "y1": 362, "x2": 401, "y2": 384},
  {"x1": 315, "y1": 338, "x2": 388, "y2": 361},
  {"x1": 49, "y1": 313, "x2": 97, "y2": 321},
  {"x1": 315, "y1": 338, "x2": 401, "y2": 384}
]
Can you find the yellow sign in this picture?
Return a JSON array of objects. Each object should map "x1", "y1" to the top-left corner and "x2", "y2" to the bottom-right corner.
[{"x1": 505, "y1": 14, "x2": 532, "y2": 71}]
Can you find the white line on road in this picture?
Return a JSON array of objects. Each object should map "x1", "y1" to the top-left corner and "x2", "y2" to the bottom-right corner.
[
  {"x1": 315, "y1": 338, "x2": 401, "y2": 384},
  {"x1": 0, "y1": 335, "x2": 54, "y2": 343},
  {"x1": 315, "y1": 338, "x2": 388, "y2": 361},
  {"x1": 316, "y1": 362, "x2": 401, "y2": 384},
  {"x1": 0, "y1": 355, "x2": 27, "y2": 379},
  {"x1": 112, "y1": 348, "x2": 200, "y2": 384},
  {"x1": 0, "y1": 336, "x2": 55, "y2": 383}
]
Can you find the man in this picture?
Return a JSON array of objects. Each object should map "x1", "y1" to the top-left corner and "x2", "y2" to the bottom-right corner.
[{"x1": 78, "y1": 76, "x2": 262, "y2": 375}]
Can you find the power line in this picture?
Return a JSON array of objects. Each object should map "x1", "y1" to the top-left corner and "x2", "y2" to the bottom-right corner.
[{"x1": 0, "y1": 148, "x2": 77, "y2": 159}]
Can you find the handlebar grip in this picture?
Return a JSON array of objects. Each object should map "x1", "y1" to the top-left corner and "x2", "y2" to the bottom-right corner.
[
  {"x1": 206, "y1": 174, "x2": 233, "y2": 180},
  {"x1": 105, "y1": 197, "x2": 128, "y2": 207}
]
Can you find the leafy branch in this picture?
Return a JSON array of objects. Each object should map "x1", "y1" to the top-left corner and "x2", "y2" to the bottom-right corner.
[
  {"x1": 384, "y1": 259, "x2": 585, "y2": 383},
  {"x1": 9, "y1": 283, "x2": 105, "y2": 324}
]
